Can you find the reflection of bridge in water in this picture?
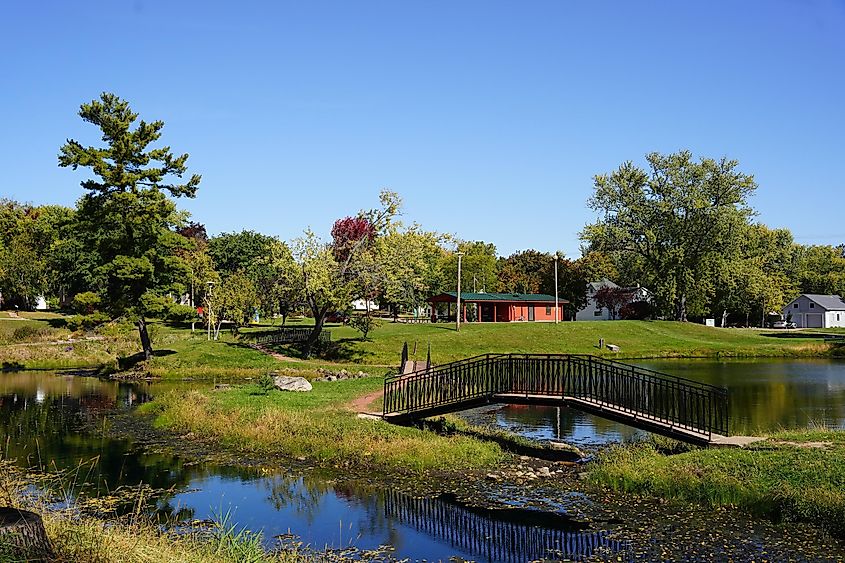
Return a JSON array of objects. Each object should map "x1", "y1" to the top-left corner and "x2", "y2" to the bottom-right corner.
[{"x1": 384, "y1": 490, "x2": 631, "y2": 563}]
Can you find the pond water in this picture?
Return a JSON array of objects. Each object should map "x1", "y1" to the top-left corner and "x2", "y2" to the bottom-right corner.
[
  {"x1": 2, "y1": 367, "x2": 844, "y2": 561},
  {"x1": 460, "y1": 358, "x2": 845, "y2": 447}
]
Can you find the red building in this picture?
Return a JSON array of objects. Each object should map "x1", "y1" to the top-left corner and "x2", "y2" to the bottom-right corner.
[{"x1": 427, "y1": 292, "x2": 569, "y2": 322}]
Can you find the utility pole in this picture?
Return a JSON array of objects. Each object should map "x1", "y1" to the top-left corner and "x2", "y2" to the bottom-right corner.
[
  {"x1": 456, "y1": 251, "x2": 464, "y2": 332},
  {"x1": 206, "y1": 281, "x2": 215, "y2": 341},
  {"x1": 554, "y1": 253, "x2": 560, "y2": 324}
]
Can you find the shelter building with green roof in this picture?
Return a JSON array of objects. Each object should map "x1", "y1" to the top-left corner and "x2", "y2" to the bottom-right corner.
[{"x1": 427, "y1": 292, "x2": 568, "y2": 323}]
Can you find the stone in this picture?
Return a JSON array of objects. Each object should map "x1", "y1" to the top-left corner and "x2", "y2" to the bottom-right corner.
[
  {"x1": 537, "y1": 467, "x2": 551, "y2": 477},
  {"x1": 325, "y1": 375, "x2": 336, "y2": 382},
  {"x1": 272, "y1": 375, "x2": 313, "y2": 392},
  {"x1": 484, "y1": 473, "x2": 500, "y2": 481}
]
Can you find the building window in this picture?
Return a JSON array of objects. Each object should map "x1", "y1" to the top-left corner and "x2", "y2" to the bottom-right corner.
[
  {"x1": 546, "y1": 306, "x2": 552, "y2": 315},
  {"x1": 793, "y1": 303, "x2": 799, "y2": 309},
  {"x1": 594, "y1": 310, "x2": 602, "y2": 316},
  {"x1": 838, "y1": 314, "x2": 841, "y2": 322},
  {"x1": 810, "y1": 303, "x2": 815, "y2": 309}
]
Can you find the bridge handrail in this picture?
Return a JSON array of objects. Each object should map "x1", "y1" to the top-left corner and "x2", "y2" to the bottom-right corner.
[{"x1": 383, "y1": 353, "x2": 729, "y2": 439}]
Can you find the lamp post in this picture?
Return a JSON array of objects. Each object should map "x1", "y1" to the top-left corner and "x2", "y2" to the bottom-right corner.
[
  {"x1": 206, "y1": 280, "x2": 216, "y2": 341},
  {"x1": 554, "y1": 253, "x2": 560, "y2": 323},
  {"x1": 456, "y1": 251, "x2": 465, "y2": 332}
]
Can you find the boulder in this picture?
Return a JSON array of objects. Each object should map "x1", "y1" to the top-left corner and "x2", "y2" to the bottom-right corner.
[{"x1": 272, "y1": 375, "x2": 313, "y2": 392}]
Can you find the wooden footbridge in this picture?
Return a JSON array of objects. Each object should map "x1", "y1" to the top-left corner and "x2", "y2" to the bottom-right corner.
[{"x1": 384, "y1": 353, "x2": 731, "y2": 445}]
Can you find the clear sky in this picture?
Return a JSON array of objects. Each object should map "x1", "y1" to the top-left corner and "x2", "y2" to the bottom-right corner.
[{"x1": 2, "y1": 1, "x2": 843, "y2": 258}]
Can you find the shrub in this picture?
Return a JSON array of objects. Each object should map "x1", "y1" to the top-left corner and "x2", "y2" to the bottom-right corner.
[
  {"x1": 166, "y1": 303, "x2": 199, "y2": 323},
  {"x1": 66, "y1": 312, "x2": 111, "y2": 331},
  {"x1": 620, "y1": 300, "x2": 652, "y2": 320},
  {"x1": 257, "y1": 373, "x2": 276, "y2": 393},
  {"x1": 348, "y1": 313, "x2": 381, "y2": 340},
  {"x1": 71, "y1": 292, "x2": 102, "y2": 314},
  {"x1": 12, "y1": 325, "x2": 51, "y2": 342}
]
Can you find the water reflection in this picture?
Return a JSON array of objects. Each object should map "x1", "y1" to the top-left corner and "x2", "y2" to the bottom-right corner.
[
  {"x1": 383, "y1": 491, "x2": 629, "y2": 563},
  {"x1": 2, "y1": 369, "x2": 844, "y2": 561},
  {"x1": 462, "y1": 359, "x2": 845, "y2": 446}
]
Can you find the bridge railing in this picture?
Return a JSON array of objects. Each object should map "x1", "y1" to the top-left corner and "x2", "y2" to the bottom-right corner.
[
  {"x1": 383, "y1": 354, "x2": 506, "y2": 415},
  {"x1": 384, "y1": 353, "x2": 729, "y2": 439},
  {"x1": 247, "y1": 327, "x2": 331, "y2": 346}
]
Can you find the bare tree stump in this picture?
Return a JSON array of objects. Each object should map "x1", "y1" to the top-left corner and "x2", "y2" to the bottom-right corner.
[{"x1": 0, "y1": 507, "x2": 54, "y2": 561}]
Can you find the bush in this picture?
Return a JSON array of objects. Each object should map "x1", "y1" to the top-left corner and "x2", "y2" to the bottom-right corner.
[
  {"x1": 257, "y1": 373, "x2": 276, "y2": 393},
  {"x1": 348, "y1": 314, "x2": 382, "y2": 339},
  {"x1": 71, "y1": 292, "x2": 102, "y2": 314},
  {"x1": 12, "y1": 325, "x2": 51, "y2": 342},
  {"x1": 619, "y1": 300, "x2": 652, "y2": 320},
  {"x1": 66, "y1": 312, "x2": 111, "y2": 331},
  {"x1": 165, "y1": 303, "x2": 199, "y2": 323}
]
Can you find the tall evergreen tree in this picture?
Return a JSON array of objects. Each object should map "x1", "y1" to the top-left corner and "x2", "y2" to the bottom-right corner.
[{"x1": 59, "y1": 93, "x2": 201, "y2": 358}]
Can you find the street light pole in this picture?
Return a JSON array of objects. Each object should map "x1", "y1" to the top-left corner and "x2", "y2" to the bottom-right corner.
[
  {"x1": 456, "y1": 251, "x2": 464, "y2": 332},
  {"x1": 554, "y1": 253, "x2": 560, "y2": 324}
]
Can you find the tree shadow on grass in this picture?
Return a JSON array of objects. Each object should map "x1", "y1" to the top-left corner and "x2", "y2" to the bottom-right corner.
[
  {"x1": 118, "y1": 349, "x2": 176, "y2": 370},
  {"x1": 756, "y1": 332, "x2": 838, "y2": 340}
]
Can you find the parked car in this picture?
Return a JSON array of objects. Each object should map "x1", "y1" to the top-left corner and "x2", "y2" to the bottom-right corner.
[
  {"x1": 325, "y1": 311, "x2": 349, "y2": 324},
  {"x1": 770, "y1": 320, "x2": 797, "y2": 329}
]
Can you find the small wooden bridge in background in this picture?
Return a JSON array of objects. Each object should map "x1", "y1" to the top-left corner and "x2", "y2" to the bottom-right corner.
[{"x1": 384, "y1": 353, "x2": 733, "y2": 445}]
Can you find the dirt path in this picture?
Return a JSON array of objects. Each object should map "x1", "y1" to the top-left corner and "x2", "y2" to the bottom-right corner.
[
  {"x1": 250, "y1": 343, "x2": 305, "y2": 363},
  {"x1": 349, "y1": 389, "x2": 384, "y2": 414}
]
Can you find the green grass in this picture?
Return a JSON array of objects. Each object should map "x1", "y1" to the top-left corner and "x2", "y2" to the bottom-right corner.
[
  {"x1": 140, "y1": 380, "x2": 505, "y2": 473},
  {"x1": 0, "y1": 314, "x2": 837, "y2": 377},
  {"x1": 586, "y1": 429, "x2": 845, "y2": 537},
  {"x1": 252, "y1": 319, "x2": 835, "y2": 366}
]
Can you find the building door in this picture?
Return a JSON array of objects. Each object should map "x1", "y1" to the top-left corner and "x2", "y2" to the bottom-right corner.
[
  {"x1": 481, "y1": 304, "x2": 494, "y2": 322},
  {"x1": 806, "y1": 313, "x2": 823, "y2": 328},
  {"x1": 528, "y1": 306, "x2": 535, "y2": 321}
]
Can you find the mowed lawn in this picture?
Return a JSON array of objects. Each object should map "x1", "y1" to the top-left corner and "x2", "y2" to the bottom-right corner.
[
  {"x1": 1, "y1": 314, "x2": 837, "y2": 375},
  {"x1": 253, "y1": 319, "x2": 834, "y2": 366}
]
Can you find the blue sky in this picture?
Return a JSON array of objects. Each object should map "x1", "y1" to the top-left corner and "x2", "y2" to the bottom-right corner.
[{"x1": 2, "y1": 1, "x2": 843, "y2": 257}]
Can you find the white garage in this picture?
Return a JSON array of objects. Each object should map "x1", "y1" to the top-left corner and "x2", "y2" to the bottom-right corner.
[{"x1": 783, "y1": 294, "x2": 845, "y2": 329}]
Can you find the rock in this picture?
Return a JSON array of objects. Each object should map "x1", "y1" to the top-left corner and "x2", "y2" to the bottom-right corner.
[
  {"x1": 484, "y1": 473, "x2": 500, "y2": 481},
  {"x1": 519, "y1": 455, "x2": 530, "y2": 461},
  {"x1": 537, "y1": 466, "x2": 551, "y2": 478},
  {"x1": 295, "y1": 456, "x2": 306, "y2": 461},
  {"x1": 325, "y1": 375, "x2": 336, "y2": 382},
  {"x1": 357, "y1": 371, "x2": 366, "y2": 378},
  {"x1": 272, "y1": 375, "x2": 313, "y2": 392}
]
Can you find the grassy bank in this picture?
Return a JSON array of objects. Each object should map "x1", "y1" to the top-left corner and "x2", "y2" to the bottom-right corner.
[
  {"x1": 586, "y1": 429, "x2": 845, "y2": 537},
  {"x1": 1, "y1": 314, "x2": 838, "y2": 377},
  {"x1": 139, "y1": 380, "x2": 505, "y2": 473},
  {"x1": 277, "y1": 320, "x2": 834, "y2": 364}
]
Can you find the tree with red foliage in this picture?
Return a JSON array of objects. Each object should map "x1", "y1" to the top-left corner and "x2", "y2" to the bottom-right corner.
[
  {"x1": 331, "y1": 216, "x2": 376, "y2": 262},
  {"x1": 594, "y1": 286, "x2": 631, "y2": 320}
]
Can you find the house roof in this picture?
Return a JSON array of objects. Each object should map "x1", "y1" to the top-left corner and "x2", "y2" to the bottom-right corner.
[
  {"x1": 800, "y1": 294, "x2": 845, "y2": 311},
  {"x1": 428, "y1": 292, "x2": 569, "y2": 304},
  {"x1": 587, "y1": 279, "x2": 619, "y2": 292}
]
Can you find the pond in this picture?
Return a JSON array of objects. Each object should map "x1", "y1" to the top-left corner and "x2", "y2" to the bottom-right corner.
[
  {"x1": 1, "y1": 368, "x2": 844, "y2": 561},
  {"x1": 459, "y1": 358, "x2": 845, "y2": 447}
]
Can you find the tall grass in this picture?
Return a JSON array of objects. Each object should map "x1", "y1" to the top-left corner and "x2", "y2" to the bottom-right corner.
[
  {"x1": 586, "y1": 430, "x2": 845, "y2": 537},
  {"x1": 142, "y1": 385, "x2": 504, "y2": 473}
]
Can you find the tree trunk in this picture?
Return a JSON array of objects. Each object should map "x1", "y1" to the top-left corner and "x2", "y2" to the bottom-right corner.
[
  {"x1": 0, "y1": 507, "x2": 53, "y2": 560},
  {"x1": 137, "y1": 317, "x2": 153, "y2": 360},
  {"x1": 675, "y1": 293, "x2": 688, "y2": 322},
  {"x1": 302, "y1": 311, "x2": 327, "y2": 359}
]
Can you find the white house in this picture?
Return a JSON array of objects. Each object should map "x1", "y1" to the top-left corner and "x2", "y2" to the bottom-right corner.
[
  {"x1": 575, "y1": 279, "x2": 652, "y2": 321},
  {"x1": 783, "y1": 294, "x2": 845, "y2": 328}
]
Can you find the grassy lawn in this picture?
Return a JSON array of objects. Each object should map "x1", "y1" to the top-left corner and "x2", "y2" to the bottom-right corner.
[
  {"x1": 587, "y1": 429, "x2": 845, "y2": 538},
  {"x1": 140, "y1": 380, "x2": 505, "y2": 473},
  {"x1": 1, "y1": 314, "x2": 838, "y2": 375},
  {"x1": 251, "y1": 319, "x2": 835, "y2": 366}
]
